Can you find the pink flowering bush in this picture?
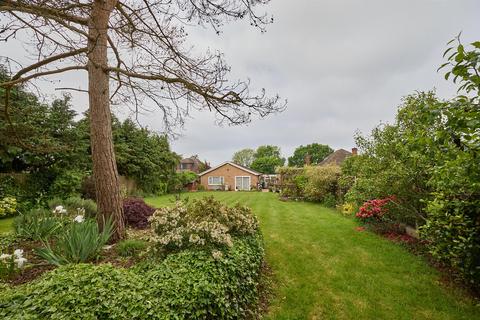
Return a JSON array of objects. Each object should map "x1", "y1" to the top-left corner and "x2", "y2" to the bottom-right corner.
[{"x1": 355, "y1": 196, "x2": 396, "y2": 221}]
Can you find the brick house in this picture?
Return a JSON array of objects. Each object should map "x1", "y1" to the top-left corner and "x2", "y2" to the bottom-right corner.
[
  {"x1": 198, "y1": 162, "x2": 262, "y2": 191},
  {"x1": 318, "y1": 148, "x2": 357, "y2": 166},
  {"x1": 177, "y1": 155, "x2": 209, "y2": 174}
]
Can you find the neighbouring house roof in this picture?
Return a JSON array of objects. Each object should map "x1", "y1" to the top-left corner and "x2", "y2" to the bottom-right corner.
[
  {"x1": 318, "y1": 149, "x2": 352, "y2": 166},
  {"x1": 180, "y1": 158, "x2": 195, "y2": 164},
  {"x1": 198, "y1": 161, "x2": 262, "y2": 176}
]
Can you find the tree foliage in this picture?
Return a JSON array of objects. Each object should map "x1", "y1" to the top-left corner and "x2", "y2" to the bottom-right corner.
[
  {"x1": 0, "y1": 0, "x2": 284, "y2": 240},
  {"x1": 340, "y1": 38, "x2": 480, "y2": 289},
  {"x1": 232, "y1": 148, "x2": 255, "y2": 167},
  {"x1": 250, "y1": 145, "x2": 285, "y2": 174},
  {"x1": 0, "y1": 74, "x2": 179, "y2": 199},
  {"x1": 288, "y1": 143, "x2": 333, "y2": 167}
]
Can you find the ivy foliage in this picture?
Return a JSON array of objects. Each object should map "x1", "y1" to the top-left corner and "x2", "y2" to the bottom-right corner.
[{"x1": 0, "y1": 235, "x2": 264, "y2": 320}]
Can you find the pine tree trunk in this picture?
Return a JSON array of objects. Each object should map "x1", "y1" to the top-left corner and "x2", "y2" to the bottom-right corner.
[{"x1": 88, "y1": 0, "x2": 124, "y2": 241}]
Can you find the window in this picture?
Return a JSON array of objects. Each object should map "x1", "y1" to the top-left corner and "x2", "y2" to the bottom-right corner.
[{"x1": 208, "y1": 176, "x2": 224, "y2": 185}]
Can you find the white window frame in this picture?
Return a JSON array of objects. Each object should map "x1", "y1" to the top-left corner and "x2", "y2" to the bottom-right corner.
[
  {"x1": 235, "y1": 176, "x2": 251, "y2": 191},
  {"x1": 208, "y1": 176, "x2": 224, "y2": 185}
]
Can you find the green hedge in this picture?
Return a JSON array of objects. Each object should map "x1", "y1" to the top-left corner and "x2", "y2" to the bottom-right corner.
[{"x1": 0, "y1": 235, "x2": 264, "y2": 319}]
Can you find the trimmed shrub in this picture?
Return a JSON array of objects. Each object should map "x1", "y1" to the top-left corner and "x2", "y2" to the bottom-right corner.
[
  {"x1": 303, "y1": 165, "x2": 341, "y2": 203},
  {"x1": 123, "y1": 198, "x2": 155, "y2": 229},
  {"x1": 0, "y1": 235, "x2": 264, "y2": 320}
]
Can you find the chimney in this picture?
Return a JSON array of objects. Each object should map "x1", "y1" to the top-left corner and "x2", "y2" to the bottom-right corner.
[
  {"x1": 351, "y1": 148, "x2": 358, "y2": 156},
  {"x1": 304, "y1": 154, "x2": 312, "y2": 166}
]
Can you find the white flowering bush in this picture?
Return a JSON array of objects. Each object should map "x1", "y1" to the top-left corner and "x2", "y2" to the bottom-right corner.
[
  {"x1": 0, "y1": 248, "x2": 28, "y2": 280},
  {"x1": 149, "y1": 196, "x2": 259, "y2": 251}
]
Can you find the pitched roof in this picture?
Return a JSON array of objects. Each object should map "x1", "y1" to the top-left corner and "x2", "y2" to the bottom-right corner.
[
  {"x1": 198, "y1": 161, "x2": 262, "y2": 176},
  {"x1": 318, "y1": 149, "x2": 352, "y2": 166}
]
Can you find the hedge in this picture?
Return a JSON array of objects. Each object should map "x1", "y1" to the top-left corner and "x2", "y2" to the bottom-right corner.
[{"x1": 0, "y1": 235, "x2": 264, "y2": 320}]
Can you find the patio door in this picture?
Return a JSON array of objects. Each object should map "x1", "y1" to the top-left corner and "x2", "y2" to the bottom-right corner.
[{"x1": 235, "y1": 176, "x2": 251, "y2": 191}]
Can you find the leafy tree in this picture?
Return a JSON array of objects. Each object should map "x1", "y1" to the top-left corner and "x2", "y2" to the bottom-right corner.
[
  {"x1": 232, "y1": 148, "x2": 255, "y2": 167},
  {"x1": 114, "y1": 119, "x2": 180, "y2": 194},
  {"x1": 288, "y1": 143, "x2": 333, "y2": 167},
  {"x1": 0, "y1": 0, "x2": 284, "y2": 240},
  {"x1": 254, "y1": 145, "x2": 282, "y2": 159},
  {"x1": 250, "y1": 145, "x2": 285, "y2": 174}
]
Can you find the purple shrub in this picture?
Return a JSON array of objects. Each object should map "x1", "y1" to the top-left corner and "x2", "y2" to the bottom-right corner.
[{"x1": 123, "y1": 198, "x2": 155, "y2": 229}]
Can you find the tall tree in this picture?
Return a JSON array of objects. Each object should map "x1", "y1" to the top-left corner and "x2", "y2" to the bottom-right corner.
[
  {"x1": 288, "y1": 143, "x2": 333, "y2": 167},
  {"x1": 0, "y1": 1, "x2": 284, "y2": 240},
  {"x1": 232, "y1": 148, "x2": 255, "y2": 167},
  {"x1": 251, "y1": 145, "x2": 285, "y2": 174}
]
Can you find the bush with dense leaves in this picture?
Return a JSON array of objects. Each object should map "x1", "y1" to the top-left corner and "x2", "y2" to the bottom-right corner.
[
  {"x1": 277, "y1": 166, "x2": 341, "y2": 205},
  {"x1": 303, "y1": 165, "x2": 341, "y2": 203},
  {"x1": 123, "y1": 198, "x2": 155, "y2": 229},
  {"x1": 420, "y1": 196, "x2": 480, "y2": 288},
  {"x1": 0, "y1": 235, "x2": 264, "y2": 320}
]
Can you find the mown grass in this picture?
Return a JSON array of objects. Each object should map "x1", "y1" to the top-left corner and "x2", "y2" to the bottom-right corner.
[
  {"x1": 145, "y1": 192, "x2": 479, "y2": 320},
  {"x1": 0, "y1": 217, "x2": 14, "y2": 234}
]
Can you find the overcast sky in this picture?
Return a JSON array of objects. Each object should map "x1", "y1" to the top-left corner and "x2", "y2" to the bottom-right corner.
[{"x1": 2, "y1": 1, "x2": 480, "y2": 165}]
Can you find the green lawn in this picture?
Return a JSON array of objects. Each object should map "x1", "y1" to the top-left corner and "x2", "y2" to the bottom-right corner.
[
  {"x1": 0, "y1": 217, "x2": 14, "y2": 234},
  {"x1": 146, "y1": 192, "x2": 479, "y2": 320}
]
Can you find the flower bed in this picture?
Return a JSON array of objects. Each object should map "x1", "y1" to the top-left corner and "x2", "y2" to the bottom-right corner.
[
  {"x1": 0, "y1": 235, "x2": 264, "y2": 319},
  {"x1": 0, "y1": 196, "x2": 265, "y2": 319}
]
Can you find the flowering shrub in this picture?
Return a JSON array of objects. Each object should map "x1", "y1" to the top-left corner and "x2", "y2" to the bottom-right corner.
[
  {"x1": 355, "y1": 196, "x2": 395, "y2": 221},
  {"x1": 0, "y1": 197, "x2": 17, "y2": 218},
  {"x1": 149, "y1": 196, "x2": 258, "y2": 251},
  {"x1": 0, "y1": 248, "x2": 27, "y2": 280},
  {"x1": 123, "y1": 198, "x2": 156, "y2": 229},
  {"x1": 340, "y1": 202, "x2": 356, "y2": 216}
]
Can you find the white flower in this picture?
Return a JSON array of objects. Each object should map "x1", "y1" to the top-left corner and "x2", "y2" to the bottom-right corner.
[
  {"x1": 212, "y1": 250, "x2": 223, "y2": 260},
  {"x1": 0, "y1": 253, "x2": 12, "y2": 260},
  {"x1": 13, "y1": 249, "x2": 23, "y2": 258},
  {"x1": 73, "y1": 215, "x2": 85, "y2": 223},
  {"x1": 53, "y1": 205, "x2": 67, "y2": 214},
  {"x1": 14, "y1": 257, "x2": 27, "y2": 268}
]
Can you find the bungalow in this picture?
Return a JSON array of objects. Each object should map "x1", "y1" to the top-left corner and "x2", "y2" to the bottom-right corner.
[
  {"x1": 198, "y1": 162, "x2": 262, "y2": 191},
  {"x1": 318, "y1": 148, "x2": 357, "y2": 166}
]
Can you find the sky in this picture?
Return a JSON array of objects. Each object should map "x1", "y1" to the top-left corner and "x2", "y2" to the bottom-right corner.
[{"x1": 2, "y1": 0, "x2": 480, "y2": 165}]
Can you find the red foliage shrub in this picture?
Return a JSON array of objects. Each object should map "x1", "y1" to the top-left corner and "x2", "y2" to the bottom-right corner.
[
  {"x1": 355, "y1": 196, "x2": 396, "y2": 221},
  {"x1": 123, "y1": 198, "x2": 155, "y2": 229}
]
